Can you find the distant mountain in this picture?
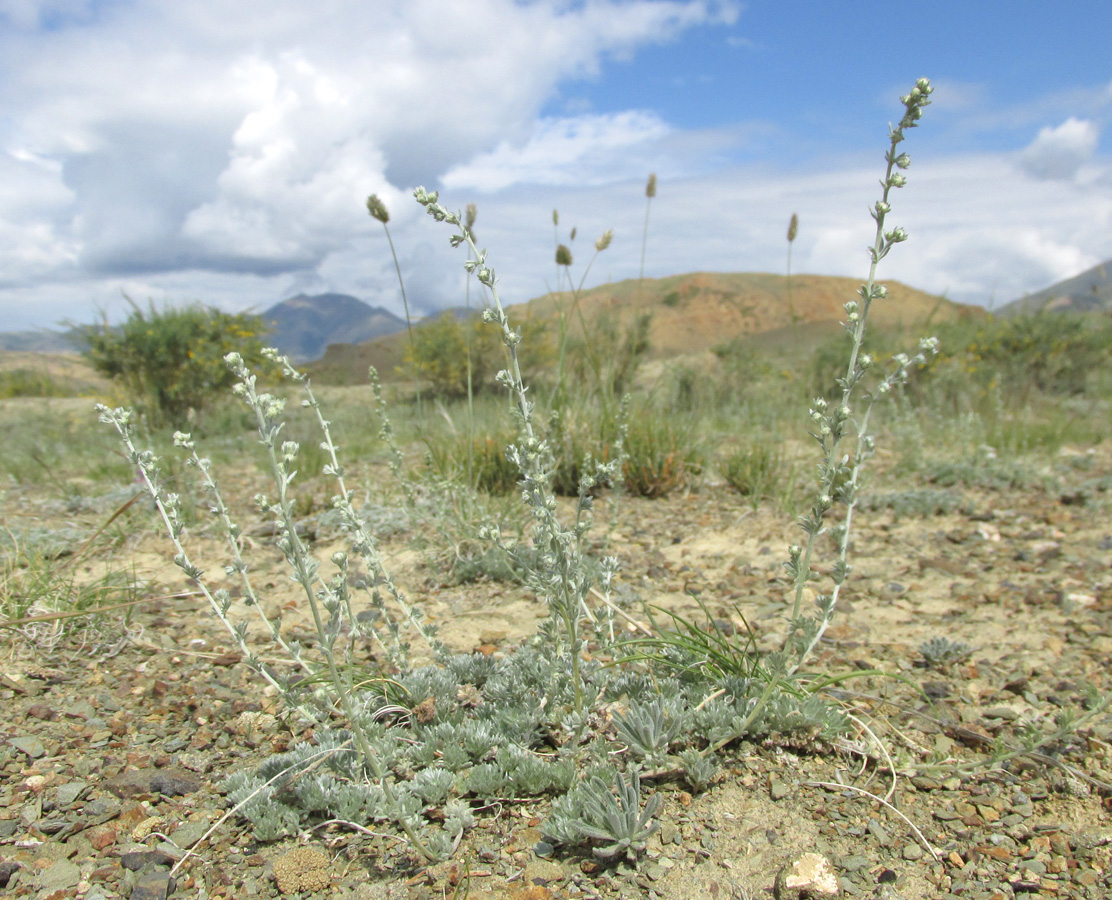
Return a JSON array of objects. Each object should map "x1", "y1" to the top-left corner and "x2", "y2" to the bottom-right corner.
[
  {"x1": 0, "y1": 328, "x2": 85, "y2": 353},
  {"x1": 260, "y1": 293, "x2": 407, "y2": 362},
  {"x1": 999, "y1": 259, "x2": 1112, "y2": 315}
]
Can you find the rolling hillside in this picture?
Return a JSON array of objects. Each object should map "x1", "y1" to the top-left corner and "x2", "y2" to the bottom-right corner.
[{"x1": 306, "y1": 271, "x2": 982, "y2": 384}]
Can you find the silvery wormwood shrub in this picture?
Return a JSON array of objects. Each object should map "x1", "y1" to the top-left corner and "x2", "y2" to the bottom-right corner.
[
  {"x1": 780, "y1": 78, "x2": 939, "y2": 673},
  {"x1": 97, "y1": 77, "x2": 940, "y2": 865}
]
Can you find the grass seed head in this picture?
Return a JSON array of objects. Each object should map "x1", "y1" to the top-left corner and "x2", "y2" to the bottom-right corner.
[{"x1": 366, "y1": 193, "x2": 390, "y2": 224}]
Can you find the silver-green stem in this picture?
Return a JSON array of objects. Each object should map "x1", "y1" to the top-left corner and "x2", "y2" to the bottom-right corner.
[
  {"x1": 381, "y1": 221, "x2": 423, "y2": 420},
  {"x1": 784, "y1": 79, "x2": 934, "y2": 670}
]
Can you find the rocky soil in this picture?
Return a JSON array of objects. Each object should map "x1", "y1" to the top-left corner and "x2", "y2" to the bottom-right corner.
[{"x1": 2, "y1": 444, "x2": 1112, "y2": 900}]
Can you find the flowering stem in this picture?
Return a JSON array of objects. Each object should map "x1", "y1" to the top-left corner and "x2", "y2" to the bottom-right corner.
[{"x1": 783, "y1": 79, "x2": 935, "y2": 670}]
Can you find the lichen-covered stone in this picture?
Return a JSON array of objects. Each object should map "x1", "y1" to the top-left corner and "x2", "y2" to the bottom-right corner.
[{"x1": 273, "y1": 846, "x2": 331, "y2": 894}]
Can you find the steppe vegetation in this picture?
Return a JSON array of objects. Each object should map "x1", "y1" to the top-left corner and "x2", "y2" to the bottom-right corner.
[{"x1": 2, "y1": 79, "x2": 1112, "y2": 899}]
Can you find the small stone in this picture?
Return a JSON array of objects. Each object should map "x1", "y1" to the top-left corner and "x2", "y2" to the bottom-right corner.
[
  {"x1": 89, "y1": 826, "x2": 118, "y2": 850},
  {"x1": 902, "y1": 843, "x2": 924, "y2": 861},
  {"x1": 522, "y1": 859, "x2": 564, "y2": 885},
  {"x1": 0, "y1": 860, "x2": 20, "y2": 889},
  {"x1": 149, "y1": 769, "x2": 201, "y2": 797},
  {"x1": 55, "y1": 781, "x2": 87, "y2": 807},
  {"x1": 1071, "y1": 829, "x2": 1112, "y2": 852},
  {"x1": 1049, "y1": 833, "x2": 1071, "y2": 857},
  {"x1": 37, "y1": 858, "x2": 81, "y2": 892},
  {"x1": 8, "y1": 735, "x2": 45, "y2": 759},
  {"x1": 104, "y1": 767, "x2": 200, "y2": 800},
  {"x1": 769, "y1": 777, "x2": 790, "y2": 801},
  {"x1": 775, "y1": 852, "x2": 841, "y2": 899},
  {"x1": 130, "y1": 870, "x2": 174, "y2": 900},
  {"x1": 867, "y1": 819, "x2": 891, "y2": 846},
  {"x1": 1074, "y1": 867, "x2": 1099, "y2": 886},
  {"x1": 169, "y1": 820, "x2": 209, "y2": 850},
  {"x1": 120, "y1": 850, "x2": 174, "y2": 872}
]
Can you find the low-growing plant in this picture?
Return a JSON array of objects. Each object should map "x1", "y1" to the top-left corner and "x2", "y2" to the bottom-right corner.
[
  {"x1": 98, "y1": 78, "x2": 950, "y2": 868},
  {"x1": 544, "y1": 768, "x2": 661, "y2": 862},
  {"x1": 425, "y1": 429, "x2": 521, "y2": 495},
  {"x1": 620, "y1": 410, "x2": 703, "y2": 498},
  {"x1": 720, "y1": 441, "x2": 792, "y2": 509},
  {"x1": 918, "y1": 635, "x2": 973, "y2": 668},
  {"x1": 0, "y1": 502, "x2": 146, "y2": 647}
]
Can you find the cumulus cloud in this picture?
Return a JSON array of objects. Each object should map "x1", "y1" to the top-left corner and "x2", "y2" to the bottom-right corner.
[
  {"x1": 1018, "y1": 117, "x2": 1099, "y2": 181},
  {"x1": 0, "y1": 0, "x2": 1110, "y2": 333},
  {"x1": 0, "y1": 0, "x2": 737, "y2": 326}
]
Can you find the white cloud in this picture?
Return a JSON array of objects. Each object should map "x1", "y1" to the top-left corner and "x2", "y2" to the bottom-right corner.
[
  {"x1": 1018, "y1": 117, "x2": 1100, "y2": 181},
  {"x1": 0, "y1": 0, "x2": 739, "y2": 328},
  {"x1": 0, "y1": 0, "x2": 1109, "y2": 334},
  {"x1": 443, "y1": 112, "x2": 672, "y2": 192}
]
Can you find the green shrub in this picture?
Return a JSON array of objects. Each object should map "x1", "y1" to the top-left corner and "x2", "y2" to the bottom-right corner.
[
  {"x1": 720, "y1": 440, "x2": 790, "y2": 509},
  {"x1": 404, "y1": 312, "x2": 500, "y2": 398},
  {"x1": 0, "y1": 369, "x2": 70, "y2": 398},
  {"x1": 83, "y1": 301, "x2": 274, "y2": 428},
  {"x1": 930, "y1": 311, "x2": 1112, "y2": 398},
  {"x1": 425, "y1": 429, "x2": 521, "y2": 494},
  {"x1": 621, "y1": 412, "x2": 703, "y2": 498},
  {"x1": 405, "y1": 312, "x2": 553, "y2": 399}
]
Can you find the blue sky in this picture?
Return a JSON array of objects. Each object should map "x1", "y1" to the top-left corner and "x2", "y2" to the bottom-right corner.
[{"x1": 1, "y1": 0, "x2": 1110, "y2": 332}]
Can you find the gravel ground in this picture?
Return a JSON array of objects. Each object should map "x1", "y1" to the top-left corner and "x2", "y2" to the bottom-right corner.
[{"x1": 2, "y1": 446, "x2": 1111, "y2": 899}]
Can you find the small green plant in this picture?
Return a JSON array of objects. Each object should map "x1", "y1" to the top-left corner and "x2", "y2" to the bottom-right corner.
[
  {"x1": 614, "y1": 697, "x2": 685, "y2": 766},
  {"x1": 720, "y1": 441, "x2": 790, "y2": 509},
  {"x1": 918, "y1": 636, "x2": 973, "y2": 668},
  {"x1": 425, "y1": 429, "x2": 521, "y2": 495},
  {"x1": 621, "y1": 411, "x2": 703, "y2": 498},
  {"x1": 83, "y1": 299, "x2": 274, "y2": 428},
  {"x1": 544, "y1": 769, "x2": 662, "y2": 862},
  {"x1": 0, "y1": 504, "x2": 145, "y2": 647}
]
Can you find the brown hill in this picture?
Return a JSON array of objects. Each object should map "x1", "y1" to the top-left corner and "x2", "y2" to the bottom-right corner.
[{"x1": 306, "y1": 272, "x2": 981, "y2": 384}]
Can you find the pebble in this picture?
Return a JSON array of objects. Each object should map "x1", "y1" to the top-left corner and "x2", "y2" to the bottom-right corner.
[
  {"x1": 37, "y1": 858, "x2": 81, "y2": 892},
  {"x1": 169, "y1": 819, "x2": 210, "y2": 850},
  {"x1": 8, "y1": 735, "x2": 45, "y2": 758},
  {"x1": 769, "y1": 777, "x2": 790, "y2": 801}
]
